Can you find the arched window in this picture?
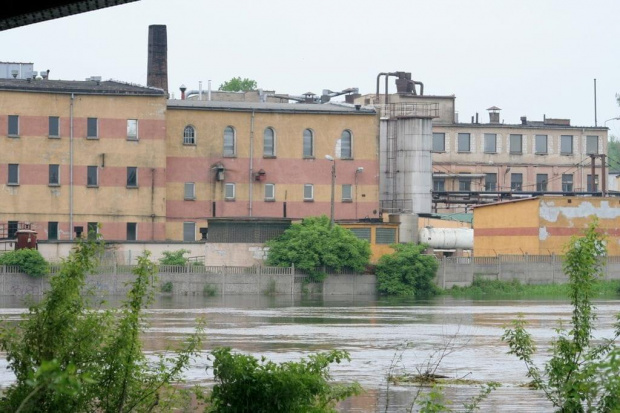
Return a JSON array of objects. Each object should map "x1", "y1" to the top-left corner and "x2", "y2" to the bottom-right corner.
[
  {"x1": 264, "y1": 127, "x2": 275, "y2": 157},
  {"x1": 223, "y1": 126, "x2": 236, "y2": 156},
  {"x1": 303, "y1": 129, "x2": 314, "y2": 158},
  {"x1": 183, "y1": 125, "x2": 196, "y2": 145},
  {"x1": 341, "y1": 130, "x2": 352, "y2": 158}
]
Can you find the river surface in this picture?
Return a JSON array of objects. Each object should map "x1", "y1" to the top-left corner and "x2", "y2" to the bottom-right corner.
[{"x1": 1, "y1": 294, "x2": 619, "y2": 412}]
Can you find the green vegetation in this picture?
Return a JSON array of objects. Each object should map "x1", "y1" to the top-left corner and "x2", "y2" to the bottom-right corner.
[
  {"x1": 502, "y1": 219, "x2": 620, "y2": 411},
  {"x1": 0, "y1": 238, "x2": 202, "y2": 412},
  {"x1": 161, "y1": 281, "x2": 173, "y2": 293},
  {"x1": 206, "y1": 347, "x2": 361, "y2": 413},
  {"x1": 218, "y1": 77, "x2": 257, "y2": 92},
  {"x1": 375, "y1": 243, "x2": 439, "y2": 296},
  {"x1": 608, "y1": 136, "x2": 620, "y2": 170},
  {"x1": 203, "y1": 283, "x2": 217, "y2": 297},
  {"x1": 159, "y1": 249, "x2": 190, "y2": 266},
  {"x1": 265, "y1": 215, "x2": 371, "y2": 281},
  {"x1": 0, "y1": 248, "x2": 49, "y2": 277},
  {"x1": 447, "y1": 277, "x2": 620, "y2": 298}
]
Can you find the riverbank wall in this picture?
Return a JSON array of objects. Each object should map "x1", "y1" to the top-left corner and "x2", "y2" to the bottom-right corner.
[
  {"x1": 3, "y1": 255, "x2": 620, "y2": 296},
  {"x1": 0, "y1": 265, "x2": 376, "y2": 297}
]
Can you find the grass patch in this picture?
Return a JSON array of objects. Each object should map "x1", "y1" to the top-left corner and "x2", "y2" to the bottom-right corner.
[
  {"x1": 445, "y1": 277, "x2": 620, "y2": 298},
  {"x1": 390, "y1": 373, "x2": 498, "y2": 387}
]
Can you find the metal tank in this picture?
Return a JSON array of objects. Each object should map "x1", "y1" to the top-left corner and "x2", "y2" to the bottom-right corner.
[{"x1": 418, "y1": 227, "x2": 473, "y2": 250}]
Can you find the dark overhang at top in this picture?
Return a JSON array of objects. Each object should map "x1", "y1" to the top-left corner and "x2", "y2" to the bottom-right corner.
[{"x1": 1, "y1": 0, "x2": 140, "y2": 31}]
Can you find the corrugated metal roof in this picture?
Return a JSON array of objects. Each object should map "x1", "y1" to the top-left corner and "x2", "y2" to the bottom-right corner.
[
  {"x1": 167, "y1": 99, "x2": 376, "y2": 114},
  {"x1": 0, "y1": 78, "x2": 165, "y2": 96}
]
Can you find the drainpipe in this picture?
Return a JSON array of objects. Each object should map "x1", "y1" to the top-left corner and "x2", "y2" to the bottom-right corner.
[
  {"x1": 69, "y1": 93, "x2": 75, "y2": 240},
  {"x1": 249, "y1": 110, "x2": 255, "y2": 216},
  {"x1": 151, "y1": 168, "x2": 155, "y2": 240}
]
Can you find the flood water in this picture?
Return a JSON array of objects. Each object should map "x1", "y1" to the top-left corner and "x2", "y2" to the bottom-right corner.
[{"x1": 1, "y1": 294, "x2": 620, "y2": 412}]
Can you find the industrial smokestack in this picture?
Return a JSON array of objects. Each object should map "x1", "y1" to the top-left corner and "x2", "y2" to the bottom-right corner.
[{"x1": 147, "y1": 24, "x2": 168, "y2": 94}]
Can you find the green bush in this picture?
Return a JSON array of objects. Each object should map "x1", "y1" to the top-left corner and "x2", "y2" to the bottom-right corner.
[
  {"x1": 266, "y1": 215, "x2": 371, "y2": 281},
  {"x1": 203, "y1": 284, "x2": 217, "y2": 297},
  {"x1": 206, "y1": 347, "x2": 361, "y2": 412},
  {"x1": 159, "y1": 249, "x2": 190, "y2": 266},
  {"x1": 375, "y1": 243, "x2": 439, "y2": 296},
  {"x1": 161, "y1": 281, "x2": 173, "y2": 293},
  {"x1": 0, "y1": 248, "x2": 49, "y2": 277},
  {"x1": 0, "y1": 238, "x2": 203, "y2": 412}
]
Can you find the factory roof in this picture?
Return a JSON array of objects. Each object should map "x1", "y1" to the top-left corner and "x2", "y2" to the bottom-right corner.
[
  {"x1": 0, "y1": 78, "x2": 165, "y2": 96},
  {"x1": 167, "y1": 99, "x2": 376, "y2": 114}
]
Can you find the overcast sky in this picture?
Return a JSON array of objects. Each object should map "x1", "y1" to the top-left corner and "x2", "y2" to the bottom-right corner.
[{"x1": 2, "y1": 0, "x2": 620, "y2": 135}]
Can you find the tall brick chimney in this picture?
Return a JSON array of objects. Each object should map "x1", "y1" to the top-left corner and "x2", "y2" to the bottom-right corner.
[{"x1": 147, "y1": 25, "x2": 168, "y2": 94}]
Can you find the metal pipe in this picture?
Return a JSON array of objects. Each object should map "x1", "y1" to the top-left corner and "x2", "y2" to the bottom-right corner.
[
  {"x1": 208, "y1": 80, "x2": 212, "y2": 101},
  {"x1": 249, "y1": 110, "x2": 255, "y2": 216},
  {"x1": 601, "y1": 154, "x2": 607, "y2": 196},
  {"x1": 591, "y1": 154, "x2": 596, "y2": 192},
  {"x1": 69, "y1": 93, "x2": 74, "y2": 240},
  {"x1": 413, "y1": 80, "x2": 424, "y2": 96}
]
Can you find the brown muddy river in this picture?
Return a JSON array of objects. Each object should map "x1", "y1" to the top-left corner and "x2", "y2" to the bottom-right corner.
[{"x1": 1, "y1": 294, "x2": 619, "y2": 412}]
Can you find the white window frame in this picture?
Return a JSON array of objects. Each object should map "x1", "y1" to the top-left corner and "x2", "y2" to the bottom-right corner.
[
  {"x1": 127, "y1": 166, "x2": 138, "y2": 188},
  {"x1": 265, "y1": 183, "x2": 275, "y2": 201},
  {"x1": 509, "y1": 134, "x2": 523, "y2": 154},
  {"x1": 49, "y1": 116, "x2": 60, "y2": 138},
  {"x1": 49, "y1": 164, "x2": 60, "y2": 186},
  {"x1": 225, "y1": 183, "x2": 236, "y2": 200},
  {"x1": 223, "y1": 126, "x2": 236, "y2": 156},
  {"x1": 183, "y1": 125, "x2": 196, "y2": 145},
  {"x1": 87, "y1": 117, "x2": 98, "y2": 139},
  {"x1": 264, "y1": 127, "x2": 276, "y2": 157},
  {"x1": 303, "y1": 184, "x2": 314, "y2": 201},
  {"x1": 342, "y1": 184, "x2": 352, "y2": 201},
  {"x1": 127, "y1": 119, "x2": 138, "y2": 140},
  {"x1": 535, "y1": 134, "x2": 548, "y2": 154},
  {"x1": 184, "y1": 182, "x2": 196, "y2": 200},
  {"x1": 484, "y1": 133, "x2": 497, "y2": 153},
  {"x1": 457, "y1": 133, "x2": 470, "y2": 153},
  {"x1": 303, "y1": 129, "x2": 314, "y2": 158},
  {"x1": 8, "y1": 164, "x2": 19, "y2": 185},
  {"x1": 126, "y1": 222, "x2": 137, "y2": 241},
  {"x1": 561, "y1": 135, "x2": 573, "y2": 155},
  {"x1": 340, "y1": 130, "x2": 352, "y2": 159},
  {"x1": 586, "y1": 135, "x2": 599, "y2": 155},
  {"x1": 8, "y1": 115, "x2": 19, "y2": 137},
  {"x1": 183, "y1": 222, "x2": 196, "y2": 242},
  {"x1": 432, "y1": 133, "x2": 445, "y2": 152},
  {"x1": 87, "y1": 165, "x2": 98, "y2": 187}
]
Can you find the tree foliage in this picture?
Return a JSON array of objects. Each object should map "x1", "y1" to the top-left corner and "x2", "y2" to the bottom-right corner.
[
  {"x1": 218, "y1": 77, "x2": 257, "y2": 92},
  {"x1": 375, "y1": 243, "x2": 439, "y2": 296},
  {"x1": 265, "y1": 215, "x2": 371, "y2": 280},
  {"x1": 159, "y1": 249, "x2": 190, "y2": 266},
  {"x1": 0, "y1": 248, "x2": 49, "y2": 277},
  {"x1": 206, "y1": 347, "x2": 361, "y2": 413},
  {"x1": 502, "y1": 219, "x2": 620, "y2": 412},
  {"x1": 0, "y1": 238, "x2": 203, "y2": 412},
  {"x1": 608, "y1": 136, "x2": 620, "y2": 171}
]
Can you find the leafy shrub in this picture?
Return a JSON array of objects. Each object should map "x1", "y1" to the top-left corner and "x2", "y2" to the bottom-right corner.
[
  {"x1": 0, "y1": 238, "x2": 203, "y2": 412},
  {"x1": 207, "y1": 347, "x2": 361, "y2": 412},
  {"x1": 159, "y1": 249, "x2": 190, "y2": 266},
  {"x1": 203, "y1": 284, "x2": 217, "y2": 297},
  {"x1": 161, "y1": 281, "x2": 173, "y2": 293},
  {"x1": 375, "y1": 243, "x2": 439, "y2": 296},
  {"x1": 0, "y1": 248, "x2": 49, "y2": 277},
  {"x1": 266, "y1": 215, "x2": 371, "y2": 281}
]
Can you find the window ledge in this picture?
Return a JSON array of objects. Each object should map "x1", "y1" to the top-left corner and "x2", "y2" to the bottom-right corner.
[
  {"x1": 86, "y1": 185, "x2": 99, "y2": 188},
  {"x1": 225, "y1": 198, "x2": 236, "y2": 202},
  {"x1": 265, "y1": 198, "x2": 276, "y2": 202},
  {"x1": 86, "y1": 137, "x2": 99, "y2": 140},
  {"x1": 223, "y1": 154, "x2": 237, "y2": 158},
  {"x1": 560, "y1": 153, "x2": 574, "y2": 156},
  {"x1": 432, "y1": 150, "x2": 446, "y2": 154},
  {"x1": 126, "y1": 186, "x2": 139, "y2": 189},
  {"x1": 263, "y1": 155, "x2": 277, "y2": 159},
  {"x1": 303, "y1": 156, "x2": 315, "y2": 160},
  {"x1": 184, "y1": 197, "x2": 196, "y2": 201},
  {"x1": 303, "y1": 199, "x2": 314, "y2": 202},
  {"x1": 510, "y1": 152, "x2": 523, "y2": 155},
  {"x1": 48, "y1": 184, "x2": 61, "y2": 187},
  {"x1": 7, "y1": 135, "x2": 19, "y2": 138},
  {"x1": 183, "y1": 142, "x2": 196, "y2": 146},
  {"x1": 483, "y1": 151, "x2": 497, "y2": 154},
  {"x1": 457, "y1": 151, "x2": 471, "y2": 154},
  {"x1": 127, "y1": 138, "x2": 139, "y2": 142},
  {"x1": 48, "y1": 136, "x2": 60, "y2": 139},
  {"x1": 342, "y1": 199, "x2": 353, "y2": 203},
  {"x1": 535, "y1": 152, "x2": 548, "y2": 155},
  {"x1": 7, "y1": 183, "x2": 19, "y2": 186},
  {"x1": 340, "y1": 157, "x2": 354, "y2": 161}
]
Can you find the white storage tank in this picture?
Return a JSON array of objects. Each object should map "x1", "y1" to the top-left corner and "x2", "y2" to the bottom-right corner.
[{"x1": 418, "y1": 227, "x2": 473, "y2": 250}]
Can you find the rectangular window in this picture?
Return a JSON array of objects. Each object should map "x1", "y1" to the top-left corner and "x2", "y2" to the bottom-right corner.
[
  {"x1": 265, "y1": 183, "x2": 275, "y2": 201},
  {"x1": 126, "y1": 222, "x2": 137, "y2": 241},
  {"x1": 587, "y1": 174, "x2": 599, "y2": 192},
  {"x1": 562, "y1": 174, "x2": 573, "y2": 192},
  {"x1": 484, "y1": 173, "x2": 497, "y2": 191},
  {"x1": 561, "y1": 135, "x2": 573, "y2": 155},
  {"x1": 459, "y1": 177, "x2": 471, "y2": 191},
  {"x1": 87, "y1": 222, "x2": 98, "y2": 240},
  {"x1": 432, "y1": 133, "x2": 445, "y2": 152},
  {"x1": 349, "y1": 227, "x2": 371, "y2": 242},
  {"x1": 49, "y1": 164, "x2": 60, "y2": 186},
  {"x1": 376, "y1": 228, "x2": 397, "y2": 245},
  {"x1": 457, "y1": 133, "x2": 470, "y2": 152},
  {"x1": 342, "y1": 184, "x2": 352, "y2": 201},
  {"x1": 536, "y1": 174, "x2": 548, "y2": 192},
  {"x1": 225, "y1": 183, "x2": 236, "y2": 200},
  {"x1": 49, "y1": 116, "x2": 60, "y2": 138},
  {"x1": 8, "y1": 221, "x2": 18, "y2": 239},
  {"x1": 87, "y1": 166, "x2": 98, "y2": 187},
  {"x1": 8, "y1": 164, "x2": 19, "y2": 185},
  {"x1": 87, "y1": 117, "x2": 98, "y2": 139},
  {"x1": 48, "y1": 222, "x2": 58, "y2": 240},
  {"x1": 433, "y1": 178, "x2": 445, "y2": 192},
  {"x1": 184, "y1": 182, "x2": 195, "y2": 200},
  {"x1": 586, "y1": 135, "x2": 599, "y2": 154},
  {"x1": 127, "y1": 119, "x2": 138, "y2": 140},
  {"x1": 303, "y1": 184, "x2": 314, "y2": 201},
  {"x1": 510, "y1": 134, "x2": 523, "y2": 154},
  {"x1": 511, "y1": 173, "x2": 523, "y2": 191},
  {"x1": 183, "y1": 222, "x2": 195, "y2": 242},
  {"x1": 126, "y1": 167, "x2": 138, "y2": 187},
  {"x1": 8, "y1": 115, "x2": 19, "y2": 137},
  {"x1": 484, "y1": 133, "x2": 497, "y2": 153},
  {"x1": 535, "y1": 135, "x2": 548, "y2": 154}
]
